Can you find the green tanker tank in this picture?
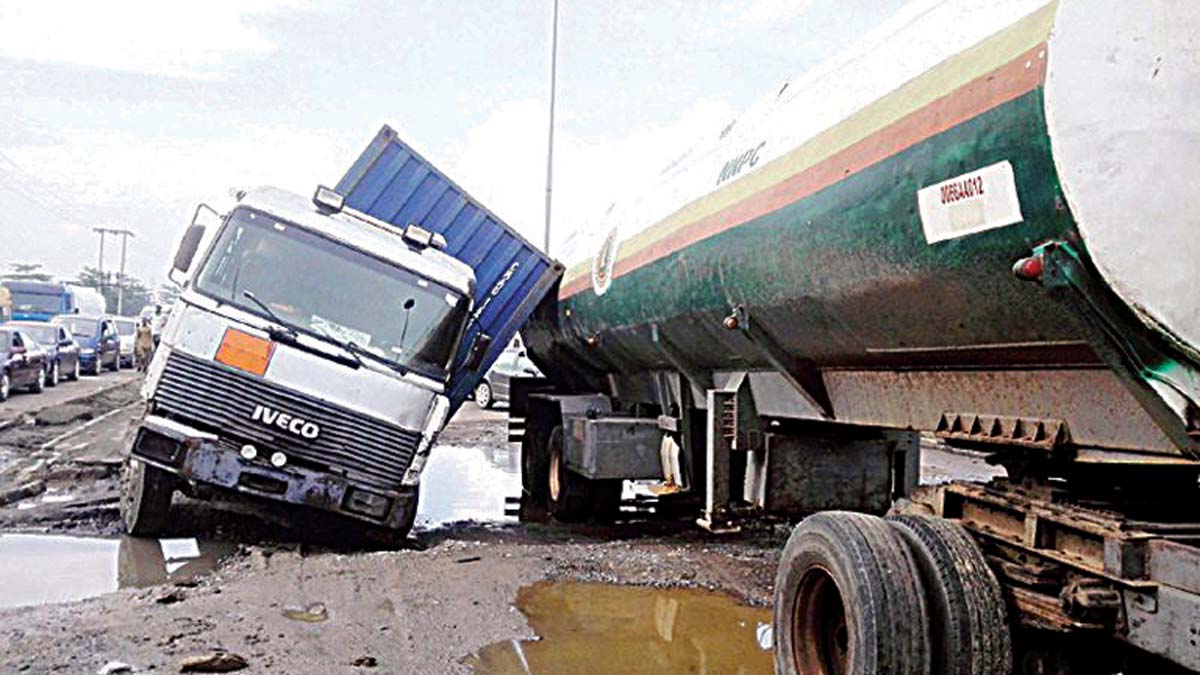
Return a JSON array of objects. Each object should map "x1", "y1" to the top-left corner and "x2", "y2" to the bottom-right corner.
[{"x1": 523, "y1": 0, "x2": 1200, "y2": 460}]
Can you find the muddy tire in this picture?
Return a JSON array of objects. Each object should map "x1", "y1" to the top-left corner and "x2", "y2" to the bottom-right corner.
[
  {"x1": 774, "y1": 511, "x2": 930, "y2": 675},
  {"x1": 887, "y1": 515, "x2": 1011, "y2": 675},
  {"x1": 546, "y1": 426, "x2": 592, "y2": 522},
  {"x1": 29, "y1": 367, "x2": 45, "y2": 393},
  {"x1": 121, "y1": 458, "x2": 175, "y2": 536},
  {"x1": 474, "y1": 381, "x2": 493, "y2": 409}
]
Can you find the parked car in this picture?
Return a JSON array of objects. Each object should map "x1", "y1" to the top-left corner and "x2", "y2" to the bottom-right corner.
[
  {"x1": 473, "y1": 336, "x2": 543, "y2": 408},
  {"x1": 5, "y1": 321, "x2": 81, "y2": 385},
  {"x1": 53, "y1": 315, "x2": 120, "y2": 375},
  {"x1": 112, "y1": 317, "x2": 137, "y2": 368},
  {"x1": 1, "y1": 326, "x2": 49, "y2": 400}
]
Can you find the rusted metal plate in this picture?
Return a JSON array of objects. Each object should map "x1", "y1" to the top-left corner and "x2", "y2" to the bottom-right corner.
[{"x1": 935, "y1": 412, "x2": 1070, "y2": 450}]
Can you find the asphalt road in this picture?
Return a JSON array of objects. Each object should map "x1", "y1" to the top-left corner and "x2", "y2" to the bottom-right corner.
[{"x1": 0, "y1": 368, "x2": 141, "y2": 425}]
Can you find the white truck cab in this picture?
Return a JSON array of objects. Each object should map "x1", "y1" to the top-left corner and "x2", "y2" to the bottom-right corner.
[{"x1": 125, "y1": 186, "x2": 486, "y2": 538}]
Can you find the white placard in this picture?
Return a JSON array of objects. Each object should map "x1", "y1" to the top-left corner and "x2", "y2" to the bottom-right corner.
[{"x1": 918, "y1": 160, "x2": 1023, "y2": 244}]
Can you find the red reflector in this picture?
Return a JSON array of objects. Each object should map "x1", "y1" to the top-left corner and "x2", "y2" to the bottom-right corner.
[{"x1": 1012, "y1": 255, "x2": 1044, "y2": 282}]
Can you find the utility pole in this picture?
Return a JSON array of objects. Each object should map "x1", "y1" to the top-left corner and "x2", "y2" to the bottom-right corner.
[
  {"x1": 543, "y1": 0, "x2": 560, "y2": 254},
  {"x1": 93, "y1": 228, "x2": 135, "y2": 314},
  {"x1": 93, "y1": 228, "x2": 106, "y2": 291}
]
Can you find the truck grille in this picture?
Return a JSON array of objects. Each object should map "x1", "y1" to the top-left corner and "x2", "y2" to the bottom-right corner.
[{"x1": 154, "y1": 351, "x2": 422, "y2": 492}]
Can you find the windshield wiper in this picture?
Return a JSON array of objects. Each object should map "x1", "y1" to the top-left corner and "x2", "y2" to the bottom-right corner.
[{"x1": 241, "y1": 290, "x2": 299, "y2": 342}]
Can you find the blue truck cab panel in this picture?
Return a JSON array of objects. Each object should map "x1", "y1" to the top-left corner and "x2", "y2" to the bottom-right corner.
[
  {"x1": 3, "y1": 280, "x2": 73, "y2": 321},
  {"x1": 336, "y1": 125, "x2": 563, "y2": 413}
]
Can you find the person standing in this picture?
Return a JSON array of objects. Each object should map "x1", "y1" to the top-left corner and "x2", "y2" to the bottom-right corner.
[{"x1": 135, "y1": 318, "x2": 155, "y2": 372}]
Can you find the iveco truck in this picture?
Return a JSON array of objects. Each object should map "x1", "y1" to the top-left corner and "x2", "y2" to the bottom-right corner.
[{"x1": 122, "y1": 126, "x2": 560, "y2": 540}]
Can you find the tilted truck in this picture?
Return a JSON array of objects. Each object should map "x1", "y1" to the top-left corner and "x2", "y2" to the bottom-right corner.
[
  {"x1": 122, "y1": 125, "x2": 560, "y2": 540},
  {"x1": 507, "y1": 1, "x2": 1200, "y2": 672}
]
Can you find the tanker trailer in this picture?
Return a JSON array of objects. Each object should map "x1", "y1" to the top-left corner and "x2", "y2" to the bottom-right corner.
[{"x1": 509, "y1": 0, "x2": 1200, "y2": 671}]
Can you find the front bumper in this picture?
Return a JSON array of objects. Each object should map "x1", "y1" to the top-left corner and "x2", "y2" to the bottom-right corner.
[{"x1": 131, "y1": 415, "x2": 416, "y2": 530}]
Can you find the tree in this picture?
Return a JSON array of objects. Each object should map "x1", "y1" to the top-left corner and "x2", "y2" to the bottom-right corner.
[
  {"x1": 74, "y1": 266, "x2": 152, "y2": 316},
  {"x1": 4, "y1": 262, "x2": 52, "y2": 281}
]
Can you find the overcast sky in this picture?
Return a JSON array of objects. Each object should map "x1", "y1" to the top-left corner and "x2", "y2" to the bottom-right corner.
[{"x1": 0, "y1": 0, "x2": 906, "y2": 284}]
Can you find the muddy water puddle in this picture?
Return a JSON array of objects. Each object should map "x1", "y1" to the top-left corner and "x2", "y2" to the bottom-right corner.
[
  {"x1": 465, "y1": 581, "x2": 773, "y2": 674},
  {"x1": 417, "y1": 443, "x2": 521, "y2": 527},
  {"x1": 0, "y1": 533, "x2": 237, "y2": 609}
]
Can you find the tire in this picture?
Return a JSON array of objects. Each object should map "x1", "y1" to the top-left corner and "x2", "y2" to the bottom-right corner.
[
  {"x1": 474, "y1": 380, "x2": 493, "y2": 409},
  {"x1": 546, "y1": 425, "x2": 593, "y2": 522},
  {"x1": 775, "y1": 511, "x2": 931, "y2": 675},
  {"x1": 0, "y1": 372, "x2": 9, "y2": 402},
  {"x1": 107, "y1": 354, "x2": 119, "y2": 372},
  {"x1": 369, "y1": 489, "x2": 420, "y2": 548},
  {"x1": 29, "y1": 367, "x2": 45, "y2": 393},
  {"x1": 47, "y1": 362, "x2": 59, "y2": 388},
  {"x1": 887, "y1": 515, "x2": 1012, "y2": 675},
  {"x1": 69, "y1": 359, "x2": 80, "y2": 381},
  {"x1": 89, "y1": 359, "x2": 101, "y2": 376},
  {"x1": 120, "y1": 458, "x2": 175, "y2": 536}
]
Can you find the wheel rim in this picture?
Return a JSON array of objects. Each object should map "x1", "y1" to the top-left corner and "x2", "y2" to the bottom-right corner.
[
  {"x1": 51, "y1": 364, "x2": 58, "y2": 385},
  {"x1": 475, "y1": 383, "x2": 490, "y2": 407},
  {"x1": 1, "y1": 374, "x2": 8, "y2": 399},
  {"x1": 548, "y1": 444, "x2": 562, "y2": 502},
  {"x1": 792, "y1": 566, "x2": 850, "y2": 675},
  {"x1": 73, "y1": 360, "x2": 79, "y2": 378},
  {"x1": 36, "y1": 370, "x2": 44, "y2": 388}
]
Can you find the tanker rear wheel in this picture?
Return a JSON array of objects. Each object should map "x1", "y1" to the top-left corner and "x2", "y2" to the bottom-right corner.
[
  {"x1": 887, "y1": 514, "x2": 1011, "y2": 675},
  {"x1": 774, "y1": 511, "x2": 930, "y2": 675},
  {"x1": 546, "y1": 426, "x2": 593, "y2": 522}
]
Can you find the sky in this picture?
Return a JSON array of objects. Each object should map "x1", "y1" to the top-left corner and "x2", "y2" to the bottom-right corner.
[{"x1": 0, "y1": 0, "x2": 907, "y2": 285}]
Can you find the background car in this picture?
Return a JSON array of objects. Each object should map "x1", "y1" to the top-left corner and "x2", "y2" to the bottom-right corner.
[
  {"x1": 112, "y1": 317, "x2": 137, "y2": 368},
  {"x1": 1, "y1": 327, "x2": 48, "y2": 401},
  {"x1": 5, "y1": 321, "x2": 81, "y2": 385},
  {"x1": 53, "y1": 315, "x2": 120, "y2": 375},
  {"x1": 473, "y1": 335, "x2": 543, "y2": 409}
]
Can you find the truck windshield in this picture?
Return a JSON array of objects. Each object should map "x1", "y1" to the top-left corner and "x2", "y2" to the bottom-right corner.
[
  {"x1": 11, "y1": 292, "x2": 62, "y2": 313},
  {"x1": 194, "y1": 208, "x2": 469, "y2": 379}
]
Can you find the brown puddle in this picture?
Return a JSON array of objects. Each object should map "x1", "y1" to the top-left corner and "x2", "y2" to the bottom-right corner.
[{"x1": 464, "y1": 581, "x2": 773, "y2": 674}]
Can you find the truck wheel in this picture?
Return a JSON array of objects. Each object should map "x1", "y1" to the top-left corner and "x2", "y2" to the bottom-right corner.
[
  {"x1": 120, "y1": 458, "x2": 175, "y2": 536},
  {"x1": 546, "y1": 426, "x2": 593, "y2": 522},
  {"x1": 474, "y1": 381, "x2": 493, "y2": 409},
  {"x1": 887, "y1": 515, "x2": 1011, "y2": 675},
  {"x1": 774, "y1": 511, "x2": 930, "y2": 675},
  {"x1": 368, "y1": 490, "x2": 420, "y2": 548}
]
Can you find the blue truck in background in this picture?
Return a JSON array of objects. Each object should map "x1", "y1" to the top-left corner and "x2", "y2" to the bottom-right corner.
[
  {"x1": 0, "y1": 280, "x2": 107, "y2": 321},
  {"x1": 121, "y1": 124, "x2": 561, "y2": 540}
]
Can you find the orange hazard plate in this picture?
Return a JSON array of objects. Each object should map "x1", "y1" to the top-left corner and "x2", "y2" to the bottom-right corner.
[{"x1": 215, "y1": 328, "x2": 275, "y2": 376}]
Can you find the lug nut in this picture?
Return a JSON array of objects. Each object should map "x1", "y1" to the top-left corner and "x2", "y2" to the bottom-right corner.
[
  {"x1": 239, "y1": 444, "x2": 257, "y2": 461},
  {"x1": 270, "y1": 452, "x2": 288, "y2": 468}
]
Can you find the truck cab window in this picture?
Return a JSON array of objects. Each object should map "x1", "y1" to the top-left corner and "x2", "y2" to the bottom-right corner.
[{"x1": 194, "y1": 208, "x2": 469, "y2": 379}]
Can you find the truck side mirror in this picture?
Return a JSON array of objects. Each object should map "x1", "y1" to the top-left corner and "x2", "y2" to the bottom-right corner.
[
  {"x1": 466, "y1": 333, "x2": 493, "y2": 371},
  {"x1": 173, "y1": 224, "x2": 206, "y2": 274}
]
